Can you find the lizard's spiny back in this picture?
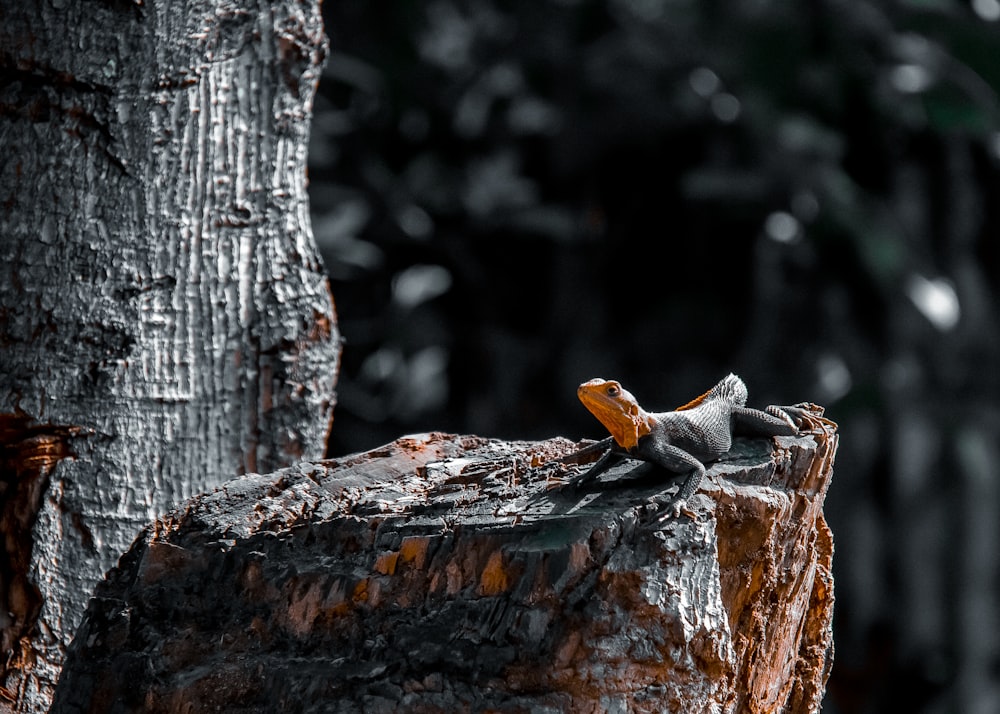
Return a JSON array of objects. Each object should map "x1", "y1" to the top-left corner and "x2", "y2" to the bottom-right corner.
[{"x1": 709, "y1": 373, "x2": 748, "y2": 407}]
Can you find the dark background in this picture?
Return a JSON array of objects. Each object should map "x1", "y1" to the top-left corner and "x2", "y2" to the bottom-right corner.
[{"x1": 308, "y1": 2, "x2": 1000, "y2": 712}]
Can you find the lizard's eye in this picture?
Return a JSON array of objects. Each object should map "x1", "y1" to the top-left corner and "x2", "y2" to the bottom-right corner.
[{"x1": 606, "y1": 385, "x2": 620, "y2": 397}]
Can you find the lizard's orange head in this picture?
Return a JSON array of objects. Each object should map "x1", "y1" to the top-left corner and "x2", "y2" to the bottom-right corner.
[{"x1": 577, "y1": 378, "x2": 649, "y2": 450}]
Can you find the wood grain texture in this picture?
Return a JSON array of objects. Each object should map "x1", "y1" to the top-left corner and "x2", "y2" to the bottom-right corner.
[
  {"x1": 0, "y1": 1, "x2": 338, "y2": 709},
  {"x1": 53, "y1": 417, "x2": 837, "y2": 713}
]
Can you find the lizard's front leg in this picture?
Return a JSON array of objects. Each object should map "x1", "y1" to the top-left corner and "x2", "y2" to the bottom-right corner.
[
  {"x1": 566, "y1": 447, "x2": 626, "y2": 489},
  {"x1": 556, "y1": 436, "x2": 616, "y2": 464},
  {"x1": 638, "y1": 441, "x2": 706, "y2": 520}
]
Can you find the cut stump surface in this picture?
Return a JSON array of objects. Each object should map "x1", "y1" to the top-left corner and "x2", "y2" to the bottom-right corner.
[{"x1": 52, "y1": 413, "x2": 837, "y2": 714}]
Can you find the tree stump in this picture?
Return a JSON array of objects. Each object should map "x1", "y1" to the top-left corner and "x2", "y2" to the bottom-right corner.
[{"x1": 51, "y1": 413, "x2": 836, "y2": 714}]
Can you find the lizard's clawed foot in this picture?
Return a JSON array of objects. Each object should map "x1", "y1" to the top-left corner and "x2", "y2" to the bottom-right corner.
[
  {"x1": 544, "y1": 475, "x2": 568, "y2": 491},
  {"x1": 775, "y1": 402, "x2": 833, "y2": 432},
  {"x1": 641, "y1": 494, "x2": 697, "y2": 523}
]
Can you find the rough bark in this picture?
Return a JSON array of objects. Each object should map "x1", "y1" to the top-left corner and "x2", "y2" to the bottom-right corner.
[
  {"x1": 52, "y1": 414, "x2": 836, "y2": 713},
  {"x1": 0, "y1": 1, "x2": 338, "y2": 710}
]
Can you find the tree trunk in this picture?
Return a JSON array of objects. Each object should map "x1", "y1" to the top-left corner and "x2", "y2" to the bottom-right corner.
[
  {"x1": 0, "y1": 1, "x2": 338, "y2": 710},
  {"x1": 51, "y1": 415, "x2": 836, "y2": 713}
]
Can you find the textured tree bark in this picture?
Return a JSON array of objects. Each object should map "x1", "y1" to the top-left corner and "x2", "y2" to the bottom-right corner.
[
  {"x1": 0, "y1": 1, "x2": 338, "y2": 710},
  {"x1": 52, "y1": 414, "x2": 836, "y2": 713}
]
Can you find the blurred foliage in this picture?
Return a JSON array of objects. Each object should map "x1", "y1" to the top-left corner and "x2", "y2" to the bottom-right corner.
[{"x1": 309, "y1": 2, "x2": 1000, "y2": 712}]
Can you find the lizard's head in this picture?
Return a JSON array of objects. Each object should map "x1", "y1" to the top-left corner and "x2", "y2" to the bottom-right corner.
[{"x1": 577, "y1": 378, "x2": 651, "y2": 450}]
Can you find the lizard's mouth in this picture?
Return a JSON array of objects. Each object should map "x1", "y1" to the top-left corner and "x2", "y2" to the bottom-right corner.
[
  {"x1": 577, "y1": 386, "x2": 643, "y2": 450},
  {"x1": 576, "y1": 386, "x2": 619, "y2": 419}
]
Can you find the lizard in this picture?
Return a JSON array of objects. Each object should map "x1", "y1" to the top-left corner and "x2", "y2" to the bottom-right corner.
[{"x1": 564, "y1": 373, "x2": 810, "y2": 520}]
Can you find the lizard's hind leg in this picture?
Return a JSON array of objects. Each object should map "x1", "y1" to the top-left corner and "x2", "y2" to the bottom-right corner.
[{"x1": 733, "y1": 405, "x2": 799, "y2": 436}]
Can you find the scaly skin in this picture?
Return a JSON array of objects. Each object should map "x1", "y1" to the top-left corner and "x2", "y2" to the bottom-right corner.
[{"x1": 572, "y1": 374, "x2": 803, "y2": 519}]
